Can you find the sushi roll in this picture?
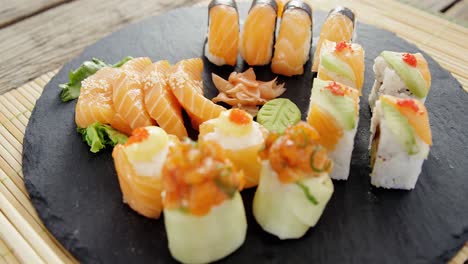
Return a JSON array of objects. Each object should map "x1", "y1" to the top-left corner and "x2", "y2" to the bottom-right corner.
[
  {"x1": 271, "y1": 0, "x2": 313, "y2": 76},
  {"x1": 368, "y1": 51, "x2": 431, "y2": 110},
  {"x1": 307, "y1": 79, "x2": 359, "y2": 180},
  {"x1": 205, "y1": 0, "x2": 239, "y2": 66},
  {"x1": 369, "y1": 95, "x2": 432, "y2": 190},
  {"x1": 199, "y1": 108, "x2": 265, "y2": 188},
  {"x1": 317, "y1": 40, "x2": 365, "y2": 93},
  {"x1": 240, "y1": 0, "x2": 278, "y2": 66},
  {"x1": 312, "y1": 6, "x2": 356, "y2": 72},
  {"x1": 253, "y1": 122, "x2": 334, "y2": 239},
  {"x1": 112, "y1": 126, "x2": 178, "y2": 218},
  {"x1": 162, "y1": 139, "x2": 246, "y2": 263}
]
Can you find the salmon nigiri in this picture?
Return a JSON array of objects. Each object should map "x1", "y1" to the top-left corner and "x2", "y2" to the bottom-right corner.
[
  {"x1": 168, "y1": 58, "x2": 226, "y2": 129},
  {"x1": 75, "y1": 67, "x2": 120, "y2": 128},
  {"x1": 205, "y1": 0, "x2": 239, "y2": 66},
  {"x1": 240, "y1": 0, "x2": 278, "y2": 66},
  {"x1": 312, "y1": 6, "x2": 356, "y2": 72},
  {"x1": 112, "y1": 126, "x2": 179, "y2": 218},
  {"x1": 113, "y1": 57, "x2": 155, "y2": 131},
  {"x1": 271, "y1": 0, "x2": 312, "y2": 76},
  {"x1": 142, "y1": 61, "x2": 188, "y2": 139}
]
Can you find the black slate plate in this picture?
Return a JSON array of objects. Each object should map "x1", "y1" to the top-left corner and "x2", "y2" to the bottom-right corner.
[{"x1": 23, "y1": 3, "x2": 468, "y2": 264}]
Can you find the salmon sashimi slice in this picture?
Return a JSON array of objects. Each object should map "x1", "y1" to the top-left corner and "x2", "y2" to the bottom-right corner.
[
  {"x1": 271, "y1": 3, "x2": 312, "y2": 76},
  {"x1": 318, "y1": 40, "x2": 365, "y2": 93},
  {"x1": 205, "y1": 3, "x2": 239, "y2": 66},
  {"x1": 169, "y1": 58, "x2": 226, "y2": 127},
  {"x1": 143, "y1": 61, "x2": 188, "y2": 138},
  {"x1": 110, "y1": 113, "x2": 133, "y2": 135},
  {"x1": 381, "y1": 95, "x2": 432, "y2": 145},
  {"x1": 307, "y1": 104, "x2": 344, "y2": 151},
  {"x1": 75, "y1": 67, "x2": 120, "y2": 128},
  {"x1": 113, "y1": 57, "x2": 155, "y2": 130},
  {"x1": 240, "y1": 2, "x2": 277, "y2": 65},
  {"x1": 312, "y1": 7, "x2": 355, "y2": 72}
]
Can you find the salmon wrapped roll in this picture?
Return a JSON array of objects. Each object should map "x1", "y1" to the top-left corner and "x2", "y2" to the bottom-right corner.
[
  {"x1": 271, "y1": 0, "x2": 313, "y2": 76},
  {"x1": 312, "y1": 6, "x2": 356, "y2": 72},
  {"x1": 205, "y1": 0, "x2": 239, "y2": 66},
  {"x1": 317, "y1": 40, "x2": 365, "y2": 93},
  {"x1": 307, "y1": 79, "x2": 359, "y2": 180},
  {"x1": 368, "y1": 51, "x2": 431, "y2": 110},
  {"x1": 240, "y1": 0, "x2": 278, "y2": 66},
  {"x1": 253, "y1": 122, "x2": 334, "y2": 239},
  {"x1": 112, "y1": 126, "x2": 178, "y2": 218},
  {"x1": 162, "y1": 139, "x2": 246, "y2": 263},
  {"x1": 370, "y1": 95, "x2": 432, "y2": 190},
  {"x1": 199, "y1": 109, "x2": 265, "y2": 188}
]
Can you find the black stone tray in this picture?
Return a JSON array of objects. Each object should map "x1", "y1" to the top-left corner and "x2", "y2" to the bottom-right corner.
[{"x1": 23, "y1": 3, "x2": 468, "y2": 264}]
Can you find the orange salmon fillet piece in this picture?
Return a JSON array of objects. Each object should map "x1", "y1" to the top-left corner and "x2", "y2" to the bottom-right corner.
[
  {"x1": 207, "y1": 5, "x2": 239, "y2": 66},
  {"x1": 143, "y1": 61, "x2": 188, "y2": 139},
  {"x1": 307, "y1": 104, "x2": 344, "y2": 151}
]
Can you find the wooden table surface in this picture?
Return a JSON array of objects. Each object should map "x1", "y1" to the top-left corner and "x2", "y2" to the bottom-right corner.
[{"x1": 0, "y1": 0, "x2": 466, "y2": 263}]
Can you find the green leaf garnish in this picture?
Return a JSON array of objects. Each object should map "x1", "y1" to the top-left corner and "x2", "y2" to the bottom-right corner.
[
  {"x1": 295, "y1": 181, "x2": 319, "y2": 205},
  {"x1": 59, "y1": 56, "x2": 133, "y2": 102},
  {"x1": 257, "y1": 98, "x2": 301, "y2": 133},
  {"x1": 77, "y1": 122, "x2": 128, "y2": 153}
]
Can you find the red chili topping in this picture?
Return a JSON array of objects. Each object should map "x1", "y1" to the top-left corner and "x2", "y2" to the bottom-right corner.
[
  {"x1": 397, "y1": 98, "x2": 419, "y2": 112},
  {"x1": 335, "y1": 41, "x2": 351, "y2": 52},
  {"x1": 324, "y1": 82, "x2": 345, "y2": 96},
  {"x1": 402, "y1": 53, "x2": 417, "y2": 67},
  {"x1": 126, "y1": 127, "x2": 149, "y2": 145},
  {"x1": 229, "y1": 108, "x2": 251, "y2": 125}
]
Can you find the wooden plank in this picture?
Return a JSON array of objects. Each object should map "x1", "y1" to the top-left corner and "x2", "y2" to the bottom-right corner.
[
  {"x1": 445, "y1": 0, "x2": 468, "y2": 21},
  {"x1": 0, "y1": 0, "x2": 206, "y2": 95},
  {"x1": 0, "y1": 0, "x2": 70, "y2": 28},
  {"x1": 398, "y1": 0, "x2": 455, "y2": 12}
]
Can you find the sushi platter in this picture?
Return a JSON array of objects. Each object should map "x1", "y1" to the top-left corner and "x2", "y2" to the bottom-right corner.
[{"x1": 22, "y1": 0, "x2": 467, "y2": 263}]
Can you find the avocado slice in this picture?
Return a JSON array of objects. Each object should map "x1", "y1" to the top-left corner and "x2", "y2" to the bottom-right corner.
[
  {"x1": 380, "y1": 100, "x2": 419, "y2": 155},
  {"x1": 381, "y1": 51, "x2": 428, "y2": 98},
  {"x1": 312, "y1": 79, "x2": 357, "y2": 131},
  {"x1": 320, "y1": 53, "x2": 355, "y2": 82}
]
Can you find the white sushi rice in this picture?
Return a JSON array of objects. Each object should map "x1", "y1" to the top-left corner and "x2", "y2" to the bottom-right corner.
[
  {"x1": 202, "y1": 122, "x2": 264, "y2": 150},
  {"x1": 328, "y1": 124, "x2": 358, "y2": 180},
  {"x1": 369, "y1": 100, "x2": 430, "y2": 190},
  {"x1": 204, "y1": 42, "x2": 226, "y2": 66},
  {"x1": 130, "y1": 142, "x2": 171, "y2": 177},
  {"x1": 322, "y1": 70, "x2": 355, "y2": 89},
  {"x1": 368, "y1": 56, "x2": 426, "y2": 110}
]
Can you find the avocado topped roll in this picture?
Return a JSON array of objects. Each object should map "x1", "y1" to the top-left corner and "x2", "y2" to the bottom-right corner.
[
  {"x1": 370, "y1": 95, "x2": 432, "y2": 190},
  {"x1": 162, "y1": 139, "x2": 247, "y2": 263},
  {"x1": 199, "y1": 109, "x2": 266, "y2": 188},
  {"x1": 253, "y1": 122, "x2": 334, "y2": 239},
  {"x1": 307, "y1": 79, "x2": 360, "y2": 180},
  {"x1": 368, "y1": 51, "x2": 431, "y2": 110}
]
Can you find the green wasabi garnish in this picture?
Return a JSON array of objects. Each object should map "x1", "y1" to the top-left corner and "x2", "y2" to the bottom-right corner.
[
  {"x1": 295, "y1": 181, "x2": 319, "y2": 205},
  {"x1": 59, "y1": 56, "x2": 133, "y2": 102},
  {"x1": 77, "y1": 122, "x2": 128, "y2": 153},
  {"x1": 257, "y1": 98, "x2": 301, "y2": 133}
]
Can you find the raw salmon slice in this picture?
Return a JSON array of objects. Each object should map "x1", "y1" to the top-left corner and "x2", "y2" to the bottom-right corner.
[
  {"x1": 205, "y1": 3, "x2": 239, "y2": 66},
  {"x1": 240, "y1": 2, "x2": 277, "y2": 65},
  {"x1": 271, "y1": 6, "x2": 312, "y2": 76},
  {"x1": 312, "y1": 8, "x2": 355, "y2": 72},
  {"x1": 75, "y1": 67, "x2": 119, "y2": 128},
  {"x1": 307, "y1": 104, "x2": 344, "y2": 150},
  {"x1": 143, "y1": 61, "x2": 188, "y2": 139},
  {"x1": 113, "y1": 57, "x2": 155, "y2": 130},
  {"x1": 168, "y1": 58, "x2": 226, "y2": 128},
  {"x1": 112, "y1": 144, "x2": 163, "y2": 219}
]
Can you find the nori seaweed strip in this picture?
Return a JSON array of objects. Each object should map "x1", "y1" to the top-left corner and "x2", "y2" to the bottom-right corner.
[
  {"x1": 249, "y1": 0, "x2": 278, "y2": 13},
  {"x1": 328, "y1": 6, "x2": 356, "y2": 26},
  {"x1": 208, "y1": 0, "x2": 237, "y2": 10},
  {"x1": 283, "y1": 0, "x2": 313, "y2": 20}
]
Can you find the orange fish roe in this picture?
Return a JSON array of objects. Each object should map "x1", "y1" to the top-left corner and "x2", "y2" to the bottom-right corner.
[
  {"x1": 260, "y1": 122, "x2": 333, "y2": 183},
  {"x1": 125, "y1": 127, "x2": 149, "y2": 145},
  {"x1": 162, "y1": 140, "x2": 244, "y2": 216},
  {"x1": 402, "y1": 53, "x2": 417, "y2": 67},
  {"x1": 397, "y1": 98, "x2": 420, "y2": 113},
  {"x1": 229, "y1": 108, "x2": 251, "y2": 125},
  {"x1": 335, "y1": 41, "x2": 352, "y2": 52},
  {"x1": 324, "y1": 81, "x2": 345, "y2": 96}
]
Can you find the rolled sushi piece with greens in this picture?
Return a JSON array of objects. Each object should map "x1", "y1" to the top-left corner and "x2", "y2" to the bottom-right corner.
[
  {"x1": 162, "y1": 139, "x2": 246, "y2": 264},
  {"x1": 368, "y1": 51, "x2": 431, "y2": 110},
  {"x1": 369, "y1": 95, "x2": 432, "y2": 189},
  {"x1": 253, "y1": 122, "x2": 334, "y2": 239}
]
